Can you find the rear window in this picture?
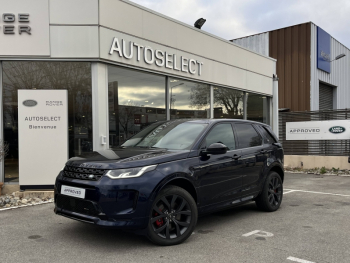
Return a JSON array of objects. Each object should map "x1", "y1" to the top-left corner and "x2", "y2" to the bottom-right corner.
[
  {"x1": 234, "y1": 124, "x2": 262, "y2": 149},
  {"x1": 260, "y1": 126, "x2": 277, "y2": 144}
]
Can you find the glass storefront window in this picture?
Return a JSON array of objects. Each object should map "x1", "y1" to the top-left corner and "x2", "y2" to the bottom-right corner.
[
  {"x1": 213, "y1": 86, "x2": 244, "y2": 119},
  {"x1": 2, "y1": 61, "x2": 93, "y2": 183},
  {"x1": 247, "y1": 93, "x2": 269, "y2": 124},
  {"x1": 108, "y1": 66, "x2": 166, "y2": 147},
  {"x1": 169, "y1": 78, "x2": 210, "y2": 119}
]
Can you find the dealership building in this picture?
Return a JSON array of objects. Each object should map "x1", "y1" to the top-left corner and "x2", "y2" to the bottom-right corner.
[
  {"x1": 232, "y1": 22, "x2": 350, "y2": 112},
  {"x1": 0, "y1": 0, "x2": 278, "y2": 189},
  {"x1": 232, "y1": 22, "x2": 350, "y2": 169}
]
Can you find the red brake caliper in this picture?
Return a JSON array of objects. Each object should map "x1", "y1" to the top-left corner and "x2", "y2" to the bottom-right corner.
[{"x1": 154, "y1": 212, "x2": 164, "y2": 227}]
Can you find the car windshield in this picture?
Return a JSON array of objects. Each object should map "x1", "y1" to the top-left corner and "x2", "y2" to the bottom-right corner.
[{"x1": 121, "y1": 121, "x2": 207, "y2": 150}]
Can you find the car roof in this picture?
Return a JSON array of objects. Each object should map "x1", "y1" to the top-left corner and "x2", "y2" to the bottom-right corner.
[{"x1": 169, "y1": 118, "x2": 269, "y2": 126}]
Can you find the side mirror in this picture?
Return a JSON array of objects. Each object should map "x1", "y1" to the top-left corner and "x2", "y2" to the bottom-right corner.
[{"x1": 201, "y1": 143, "x2": 228, "y2": 156}]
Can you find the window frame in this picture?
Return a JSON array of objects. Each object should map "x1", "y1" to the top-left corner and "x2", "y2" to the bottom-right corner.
[
  {"x1": 198, "y1": 122, "x2": 238, "y2": 152},
  {"x1": 232, "y1": 122, "x2": 263, "y2": 150},
  {"x1": 256, "y1": 125, "x2": 277, "y2": 145}
]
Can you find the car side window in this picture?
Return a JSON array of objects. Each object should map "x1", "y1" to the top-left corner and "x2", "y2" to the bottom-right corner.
[
  {"x1": 204, "y1": 124, "x2": 236, "y2": 151},
  {"x1": 234, "y1": 124, "x2": 262, "y2": 149},
  {"x1": 260, "y1": 126, "x2": 277, "y2": 144}
]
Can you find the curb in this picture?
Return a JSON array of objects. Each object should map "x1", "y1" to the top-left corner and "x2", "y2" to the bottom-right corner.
[{"x1": 0, "y1": 200, "x2": 54, "y2": 212}]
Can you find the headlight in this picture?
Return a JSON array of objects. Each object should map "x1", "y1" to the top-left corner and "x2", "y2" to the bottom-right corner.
[{"x1": 105, "y1": 165, "x2": 158, "y2": 179}]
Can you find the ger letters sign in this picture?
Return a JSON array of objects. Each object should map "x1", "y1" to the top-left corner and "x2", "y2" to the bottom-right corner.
[{"x1": 0, "y1": 0, "x2": 50, "y2": 56}]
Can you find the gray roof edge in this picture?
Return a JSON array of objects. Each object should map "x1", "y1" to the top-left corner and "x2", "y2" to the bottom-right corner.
[{"x1": 120, "y1": 0, "x2": 276, "y2": 62}]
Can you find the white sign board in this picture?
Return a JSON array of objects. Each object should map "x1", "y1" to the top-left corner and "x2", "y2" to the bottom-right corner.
[
  {"x1": 0, "y1": 0, "x2": 50, "y2": 56},
  {"x1": 18, "y1": 90, "x2": 68, "y2": 186},
  {"x1": 286, "y1": 120, "x2": 350, "y2": 140}
]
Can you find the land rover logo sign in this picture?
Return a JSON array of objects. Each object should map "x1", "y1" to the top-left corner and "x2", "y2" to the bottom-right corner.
[
  {"x1": 23, "y1": 100, "x2": 37, "y2": 107},
  {"x1": 329, "y1": 126, "x2": 346, "y2": 134}
]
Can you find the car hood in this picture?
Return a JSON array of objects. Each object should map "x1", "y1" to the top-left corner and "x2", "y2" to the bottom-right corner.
[{"x1": 65, "y1": 147, "x2": 191, "y2": 170}]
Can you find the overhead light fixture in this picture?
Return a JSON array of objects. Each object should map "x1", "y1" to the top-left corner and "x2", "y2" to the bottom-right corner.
[
  {"x1": 330, "y1": 53, "x2": 346, "y2": 62},
  {"x1": 194, "y1": 18, "x2": 206, "y2": 29},
  {"x1": 335, "y1": 53, "x2": 346, "y2": 60}
]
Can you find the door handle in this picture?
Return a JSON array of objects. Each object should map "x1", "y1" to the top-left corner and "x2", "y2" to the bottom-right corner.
[
  {"x1": 232, "y1": 154, "x2": 241, "y2": 160},
  {"x1": 260, "y1": 150, "x2": 268, "y2": 154}
]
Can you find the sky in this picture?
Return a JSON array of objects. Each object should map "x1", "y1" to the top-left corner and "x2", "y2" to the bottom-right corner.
[{"x1": 130, "y1": 0, "x2": 350, "y2": 48}]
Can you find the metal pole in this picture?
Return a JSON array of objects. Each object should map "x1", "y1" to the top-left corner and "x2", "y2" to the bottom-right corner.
[
  {"x1": 210, "y1": 85, "x2": 214, "y2": 118},
  {"x1": 0, "y1": 61, "x2": 3, "y2": 183},
  {"x1": 243, "y1": 92, "x2": 247, "y2": 120},
  {"x1": 273, "y1": 74, "x2": 279, "y2": 138},
  {"x1": 166, "y1": 76, "x2": 170, "y2": 120}
]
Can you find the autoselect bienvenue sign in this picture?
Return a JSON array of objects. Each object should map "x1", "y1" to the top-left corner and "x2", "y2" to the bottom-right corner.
[
  {"x1": 18, "y1": 90, "x2": 68, "y2": 186},
  {"x1": 286, "y1": 120, "x2": 350, "y2": 140},
  {"x1": 109, "y1": 37, "x2": 204, "y2": 76}
]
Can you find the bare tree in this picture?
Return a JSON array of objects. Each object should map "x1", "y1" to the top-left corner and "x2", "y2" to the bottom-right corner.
[
  {"x1": 190, "y1": 84, "x2": 243, "y2": 116},
  {"x1": 118, "y1": 103, "x2": 141, "y2": 141},
  {"x1": 0, "y1": 140, "x2": 9, "y2": 162}
]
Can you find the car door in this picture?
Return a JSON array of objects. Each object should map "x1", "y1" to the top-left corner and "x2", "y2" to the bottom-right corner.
[
  {"x1": 233, "y1": 123, "x2": 267, "y2": 194},
  {"x1": 196, "y1": 123, "x2": 243, "y2": 208}
]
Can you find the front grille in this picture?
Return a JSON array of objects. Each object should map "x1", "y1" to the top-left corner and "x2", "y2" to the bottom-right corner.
[
  {"x1": 56, "y1": 195, "x2": 99, "y2": 216},
  {"x1": 62, "y1": 165, "x2": 106, "y2": 181}
]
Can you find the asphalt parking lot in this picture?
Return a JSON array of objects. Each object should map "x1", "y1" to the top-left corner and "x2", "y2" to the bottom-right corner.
[{"x1": 1, "y1": 173, "x2": 350, "y2": 263}]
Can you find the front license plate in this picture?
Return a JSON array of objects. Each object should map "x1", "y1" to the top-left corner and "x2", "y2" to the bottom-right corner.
[{"x1": 61, "y1": 185, "x2": 86, "y2": 199}]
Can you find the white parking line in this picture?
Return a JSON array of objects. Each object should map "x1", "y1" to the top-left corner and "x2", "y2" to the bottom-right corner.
[
  {"x1": 283, "y1": 190, "x2": 296, "y2": 195},
  {"x1": 287, "y1": 256, "x2": 315, "y2": 263},
  {"x1": 242, "y1": 230, "x2": 260, "y2": 237},
  {"x1": 242, "y1": 230, "x2": 273, "y2": 237},
  {"x1": 283, "y1": 189, "x2": 350, "y2": 197}
]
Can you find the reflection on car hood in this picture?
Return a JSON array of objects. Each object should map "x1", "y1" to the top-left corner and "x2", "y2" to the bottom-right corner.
[{"x1": 65, "y1": 147, "x2": 191, "y2": 169}]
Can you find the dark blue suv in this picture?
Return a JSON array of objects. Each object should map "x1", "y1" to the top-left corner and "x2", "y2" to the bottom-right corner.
[{"x1": 54, "y1": 119, "x2": 284, "y2": 245}]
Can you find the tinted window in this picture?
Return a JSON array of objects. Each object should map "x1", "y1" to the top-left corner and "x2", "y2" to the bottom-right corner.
[
  {"x1": 264, "y1": 126, "x2": 279, "y2": 142},
  {"x1": 2, "y1": 61, "x2": 93, "y2": 183},
  {"x1": 169, "y1": 78, "x2": 210, "y2": 119},
  {"x1": 108, "y1": 66, "x2": 166, "y2": 147},
  {"x1": 122, "y1": 121, "x2": 207, "y2": 150},
  {"x1": 260, "y1": 126, "x2": 277, "y2": 144},
  {"x1": 235, "y1": 124, "x2": 262, "y2": 148},
  {"x1": 204, "y1": 124, "x2": 235, "y2": 150}
]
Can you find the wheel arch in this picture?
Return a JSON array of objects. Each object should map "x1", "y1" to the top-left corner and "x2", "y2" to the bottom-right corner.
[
  {"x1": 164, "y1": 178, "x2": 198, "y2": 204},
  {"x1": 268, "y1": 164, "x2": 285, "y2": 182},
  {"x1": 152, "y1": 174, "x2": 198, "y2": 204}
]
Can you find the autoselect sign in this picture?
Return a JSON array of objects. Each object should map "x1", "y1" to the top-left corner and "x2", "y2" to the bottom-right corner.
[
  {"x1": 286, "y1": 120, "x2": 350, "y2": 140},
  {"x1": 109, "y1": 37, "x2": 204, "y2": 76}
]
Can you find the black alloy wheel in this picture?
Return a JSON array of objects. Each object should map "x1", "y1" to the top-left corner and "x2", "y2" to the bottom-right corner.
[
  {"x1": 268, "y1": 176, "x2": 282, "y2": 207},
  {"x1": 147, "y1": 186, "x2": 197, "y2": 246},
  {"x1": 255, "y1": 171, "x2": 283, "y2": 212}
]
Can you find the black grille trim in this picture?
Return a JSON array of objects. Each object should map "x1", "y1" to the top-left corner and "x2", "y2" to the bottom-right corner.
[
  {"x1": 62, "y1": 165, "x2": 106, "y2": 181},
  {"x1": 56, "y1": 195, "x2": 99, "y2": 216}
]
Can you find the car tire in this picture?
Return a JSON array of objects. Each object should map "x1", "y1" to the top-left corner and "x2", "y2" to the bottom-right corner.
[
  {"x1": 147, "y1": 185, "x2": 198, "y2": 246},
  {"x1": 255, "y1": 172, "x2": 283, "y2": 212}
]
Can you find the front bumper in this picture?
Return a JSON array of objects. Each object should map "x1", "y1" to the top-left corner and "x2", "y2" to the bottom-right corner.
[
  {"x1": 54, "y1": 205, "x2": 148, "y2": 229},
  {"x1": 54, "y1": 169, "x2": 165, "y2": 230}
]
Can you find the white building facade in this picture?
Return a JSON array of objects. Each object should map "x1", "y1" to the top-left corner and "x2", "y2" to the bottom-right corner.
[{"x1": 0, "y1": 0, "x2": 277, "y2": 188}]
